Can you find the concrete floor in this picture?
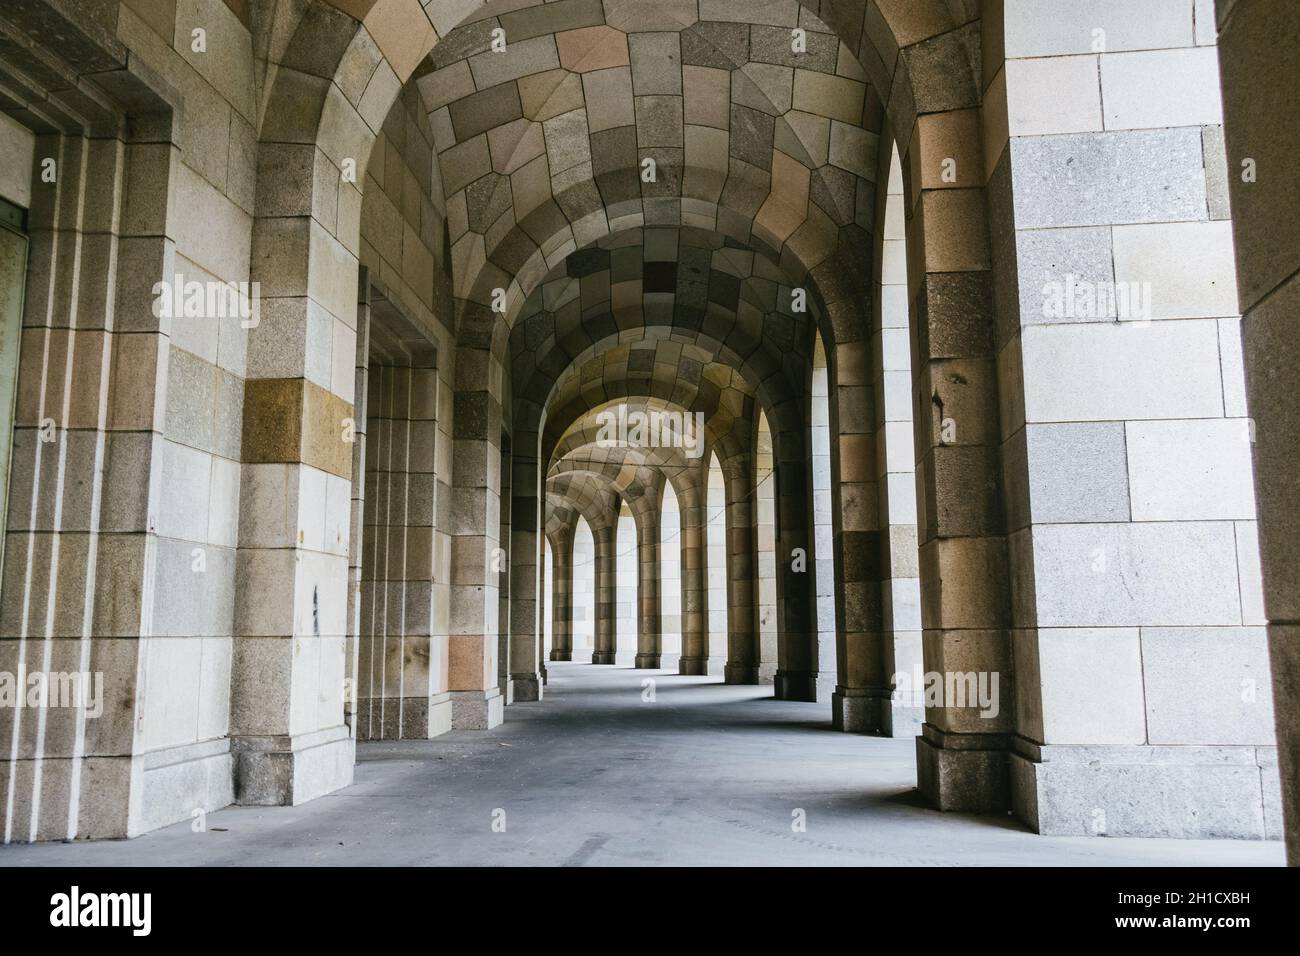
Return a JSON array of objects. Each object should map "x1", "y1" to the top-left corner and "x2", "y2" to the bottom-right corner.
[{"x1": 0, "y1": 663, "x2": 1285, "y2": 866}]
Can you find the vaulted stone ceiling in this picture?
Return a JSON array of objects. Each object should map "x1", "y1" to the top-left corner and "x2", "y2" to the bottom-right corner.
[
  {"x1": 418, "y1": 2, "x2": 879, "y2": 306},
  {"x1": 413, "y1": 0, "x2": 882, "y2": 526}
]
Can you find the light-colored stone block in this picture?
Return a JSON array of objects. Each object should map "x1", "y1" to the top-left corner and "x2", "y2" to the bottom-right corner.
[
  {"x1": 1005, "y1": 55, "x2": 1102, "y2": 135},
  {"x1": 208, "y1": 454, "x2": 242, "y2": 549},
  {"x1": 1142, "y1": 626, "x2": 1274, "y2": 744},
  {"x1": 1126, "y1": 418, "x2": 1257, "y2": 521},
  {"x1": 1031, "y1": 521, "x2": 1244, "y2": 627},
  {"x1": 1015, "y1": 225, "x2": 1115, "y2": 325},
  {"x1": 1235, "y1": 521, "x2": 1267, "y2": 626},
  {"x1": 1020, "y1": 320, "x2": 1224, "y2": 422},
  {"x1": 1012, "y1": 745, "x2": 1270, "y2": 838},
  {"x1": 1025, "y1": 422, "x2": 1131, "y2": 523},
  {"x1": 158, "y1": 439, "x2": 212, "y2": 543},
  {"x1": 1010, "y1": 129, "x2": 1206, "y2": 229},
  {"x1": 1101, "y1": 47, "x2": 1223, "y2": 130},
  {"x1": 1002, "y1": 0, "x2": 1195, "y2": 58},
  {"x1": 1019, "y1": 627, "x2": 1147, "y2": 744},
  {"x1": 1112, "y1": 220, "x2": 1239, "y2": 320}
]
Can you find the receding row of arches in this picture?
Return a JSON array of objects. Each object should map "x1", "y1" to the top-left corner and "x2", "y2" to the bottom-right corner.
[
  {"x1": 546, "y1": 426, "x2": 787, "y2": 679},
  {"x1": 0, "y1": 0, "x2": 1288, "y2": 855}
]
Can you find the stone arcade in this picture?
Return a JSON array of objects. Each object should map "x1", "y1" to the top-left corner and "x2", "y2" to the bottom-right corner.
[{"x1": 0, "y1": 0, "x2": 1295, "y2": 863}]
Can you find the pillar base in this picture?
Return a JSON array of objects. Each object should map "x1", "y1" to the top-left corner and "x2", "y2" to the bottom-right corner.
[
  {"x1": 232, "y1": 725, "x2": 355, "y2": 807},
  {"x1": 831, "y1": 688, "x2": 885, "y2": 733},
  {"x1": 634, "y1": 654, "x2": 661, "y2": 668},
  {"x1": 678, "y1": 656, "x2": 709, "y2": 676},
  {"x1": 915, "y1": 725, "x2": 1010, "y2": 813},
  {"x1": 774, "y1": 669, "x2": 817, "y2": 702},
  {"x1": 1011, "y1": 741, "x2": 1282, "y2": 838},
  {"x1": 2, "y1": 755, "x2": 142, "y2": 841},
  {"x1": 591, "y1": 651, "x2": 617, "y2": 664},
  {"x1": 549, "y1": 649, "x2": 572, "y2": 661},
  {"x1": 451, "y1": 688, "x2": 504, "y2": 729},
  {"x1": 355, "y1": 694, "x2": 453, "y2": 740},
  {"x1": 724, "y1": 663, "x2": 759, "y2": 684},
  {"x1": 508, "y1": 675, "x2": 543, "y2": 702}
]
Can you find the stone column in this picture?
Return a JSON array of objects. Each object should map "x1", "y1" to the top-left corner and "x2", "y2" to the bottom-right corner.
[
  {"x1": 984, "y1": 2, "x2": 1275, "y2": 836},
  {"x1": 354, "y1": 331, "x2": 451, "y2": 740},
  {"x1": 633, "y1": 503, "x2": 662, "y2": 668},
  {"x1": 1, "y1": 113, "x2": 185, "y2": 840},
  {"x1": 344, "y1": 285, "x2": 370, "y2": 733},
  {"x1": 833, "y1": 139, "x2": 923, "y2": 738},
  {"x1": 233, "y1": 124, "x2": 366, "y2": 806},
  {"x1": 508, "y1": 451, "x2": 543, "y2": 700},
  {"x1": 774, "y1": 432, "x2": 819, "y2": 701},
  {"x1": 1218, "y1": 0, "x2": 1299, "y2": 858},
  {"x1": 447, "y1": 336, "x2": 503, "y2": 730},
  {"x1": 357, "y1": 360, "x2": 403, "y2": 739},
  {"x1": 496, "y1": 441, "x2": 511, "y2": 701},
  {"x1": 547, "y1": 525, "x2": 575, "y2": 662},
  {"x1": 876, "y1": 96, "x2": 1015, "y2": 811},
  {"x1": 677, "y1": 479, "x2": 709, "y2": 676},
  {"x1": 826, "y1": 333, "x2": 888, "y2": 732},
  {"x1": 723, "y1": 452, "x2": 760, "y2": 684},
  {"x1": 591, "y1": 519, "x2": 618, "y2": 665}
]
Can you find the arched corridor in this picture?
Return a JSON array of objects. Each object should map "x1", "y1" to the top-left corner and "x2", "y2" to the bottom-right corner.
[{"x1": 0, "y1": 0, "x2": 1296, "y2": 870}]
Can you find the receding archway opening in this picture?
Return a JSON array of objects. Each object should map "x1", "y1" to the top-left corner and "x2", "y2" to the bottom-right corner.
[
  {"x1": 877, "y1": 141, "x2": 923, "y2": 736},
  {"x1": 572, "y1": 515, "x2": 596, "y2": 662},
  {"x1": 706, "y1": 451, "x2": 728, "y2": 676},
  {"x1": 659, "y1": 480, "x2": 683, "y2": 671},
  {"x1": 810, "y1": 334, "x2": 838, "y2": 695},
  {"x1": 756, "y1": 411, "x2": 778, "y2": 684},
  {"x1": 543, "y1": 537, "x2": 553, "y2": 665}
]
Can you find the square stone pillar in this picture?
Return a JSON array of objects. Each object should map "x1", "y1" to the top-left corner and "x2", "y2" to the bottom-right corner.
[
  {"x1": 676, "y1": 479, "x2": 709, "y2": 675},
  {"x1": 1219, "y1": 0, "x2": 1300, "y2": 861},
  {"x1": 508, "y1": 452, "x2": 543, "y2": 700},
  {"x1": 773, "y1": 437, "x2": 819, "y2": 702},
  {"x1": 633, "y1": 504, "x2": 663, "y2": 669},
  {"x1": 547, "y1": 524, "x2": 575, "y2": 662},
  {"x1": 898, "y1": 105, "x2": 1015, "y2": 812},
  {"x1": 1, "y1": 126, "x2": 183, "y2": 840},
  {"x1": 232, "y1": 126, "x2": 365, "y2": 805},
  {"x1": 447, "y1": 344, "x2": 504, "y2": 730},
  {"x1": 986, "y1": 3, "x2": 1278, "y2": 837},
  {"x1": 824, "y1": 332, "x2": 889, "y2": 733},
  {"x1": 354, "y1": 332, "x2": 453, "y2": 740},
  {"x1": 722, "y1": 453, "x2": 759, "y2": 684},
  {"x1": 591, "y1": 520, "x2": 618, "y2": 665}
]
